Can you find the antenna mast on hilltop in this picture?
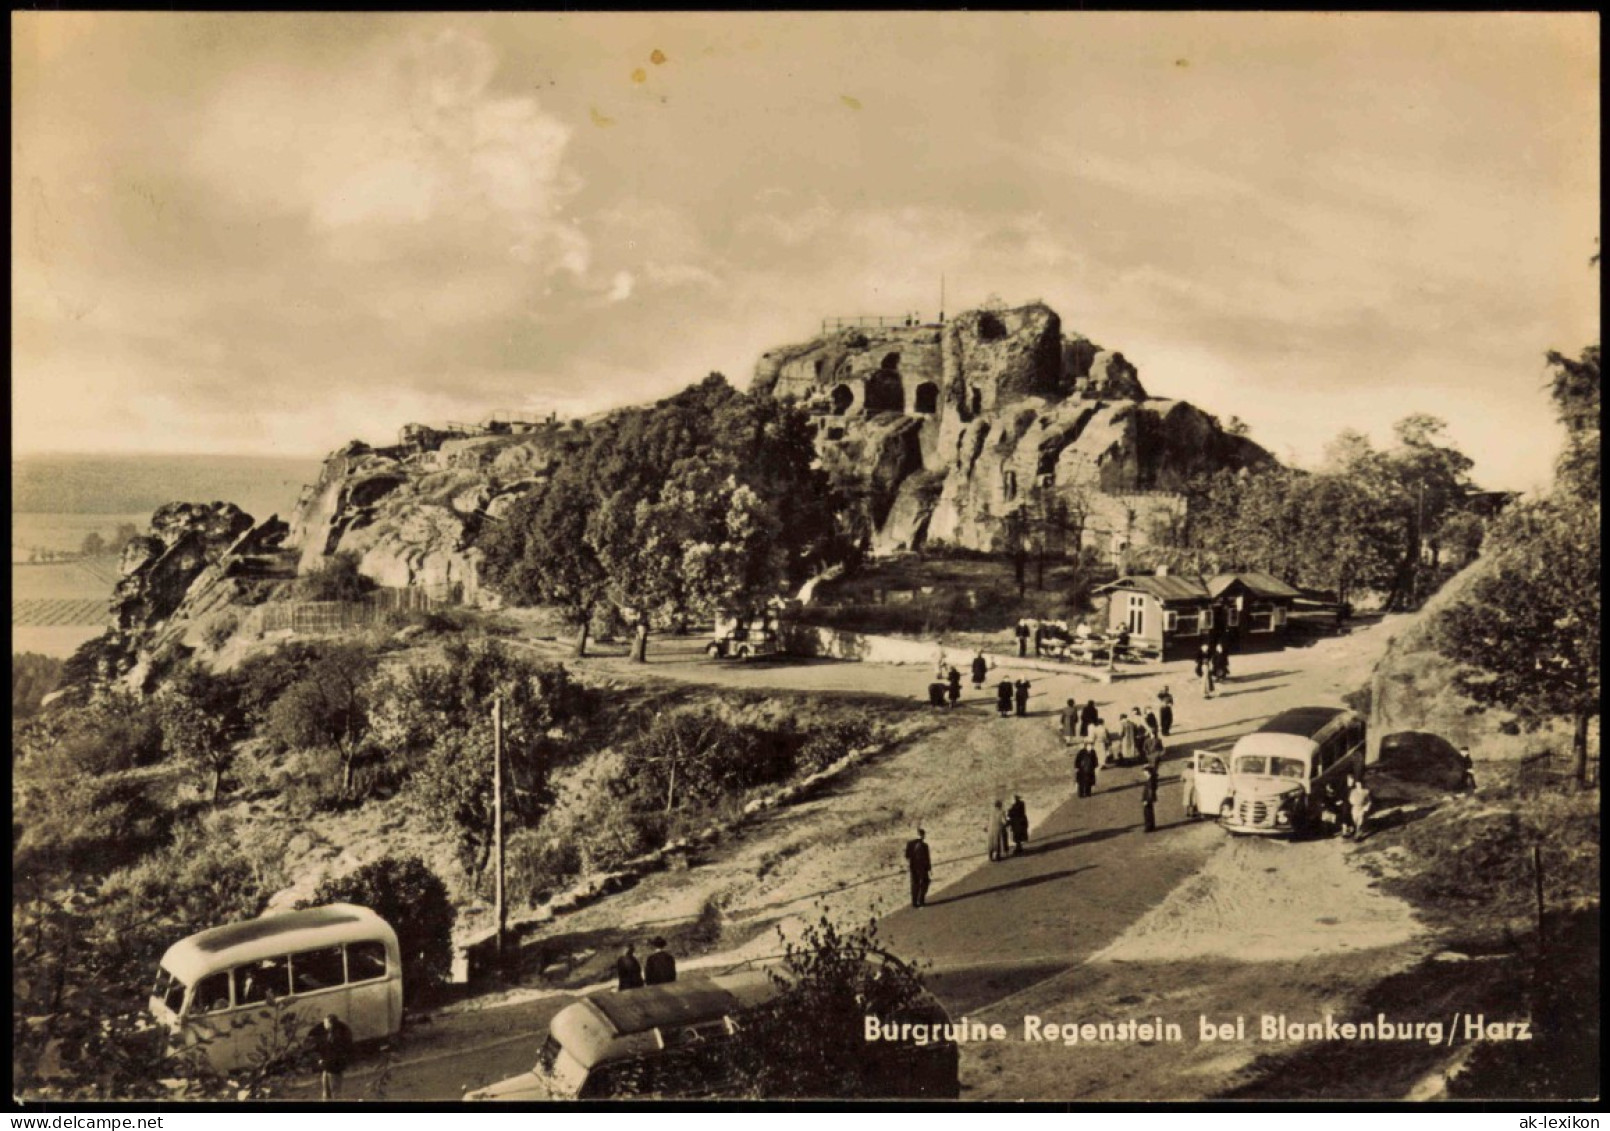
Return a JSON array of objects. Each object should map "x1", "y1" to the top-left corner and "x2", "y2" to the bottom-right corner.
[{"x1": 939, "y1": 274, "x2": 946, "y2": 325}]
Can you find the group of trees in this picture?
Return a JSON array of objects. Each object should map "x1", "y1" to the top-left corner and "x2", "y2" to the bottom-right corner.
[
  {"x1": 1435, "y1": 341, "x2": 1600, "y2": 785},
  {"x1": 1176, "y1": 413, "x2": 1483, "y2": 608},
  {"x1": 479, "y1": 374, "x2": 841, "y2": 660}
]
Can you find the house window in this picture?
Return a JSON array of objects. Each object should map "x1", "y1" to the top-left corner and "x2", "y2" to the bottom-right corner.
[
  {"x1": 1227, "y1": 605, "x2": 1240, "y2": 628},
  {"x1": 1164, "y1": 610, "x2": 1177, "y2": 632},
  {"x1": 1274, "y1": 606, "x2": 1288, "y2": 627},
  {"x1": 1126, "y1": 595, "x2": 1146, "y2": 635},
  {"x1": 1174, "y1": 611, "x2": 1201, "y2": 636},
  {"x1": 1249, "y1": 603, "x2": 1274, "y2": 632}
]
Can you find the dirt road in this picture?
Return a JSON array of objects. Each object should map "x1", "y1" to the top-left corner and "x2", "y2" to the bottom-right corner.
[{"x1": 450, "y1": 617, "x2": 1419, "y2": 1100}]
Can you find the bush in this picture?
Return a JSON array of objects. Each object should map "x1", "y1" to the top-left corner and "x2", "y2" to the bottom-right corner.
[
  {"x1": 294, "y1": 552, "x2": 372, "y2": 602},
  {"x1": 13, "y1": 774, "x2": 174, "y2": 879},
  {"x1": 505, "y1": 829, "x2": 584, "y2": 906},
  {"x1": 12, "y1": 652, "x2": 65, "y2": 718},
  {"x1": 201, "y1": 610, "x2": 239, "y2": 651},
  {"x1": 303, "y1": 856, "x2": 456, "y2": 1006}
]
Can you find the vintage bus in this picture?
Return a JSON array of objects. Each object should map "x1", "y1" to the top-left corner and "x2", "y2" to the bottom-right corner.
[
  {"x1": 148, "y1": 903, "x2": 402, "y2": 1074},
  {"x1": 467, "y1": 968, "x2": 960, "y2": 1100},
  {"x1": 1219, "y1": 706, "x2": 1366, "y2": 837}
]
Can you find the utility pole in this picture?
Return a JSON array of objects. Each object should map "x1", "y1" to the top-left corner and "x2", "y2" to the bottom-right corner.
[
  {"x1": 493, "y1": 696, "x2": 506, "y2": 969},
  {"x1": 1532, "y1": 843, "x2": 1546, "y2": 959}
]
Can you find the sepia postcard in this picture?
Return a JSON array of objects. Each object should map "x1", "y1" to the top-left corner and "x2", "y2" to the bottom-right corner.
[{"x1": 11, "y1": 11, "x2": 1600, "y2": 1106}]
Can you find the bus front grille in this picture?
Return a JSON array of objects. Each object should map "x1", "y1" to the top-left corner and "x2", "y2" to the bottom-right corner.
[{"x1": 1238, "y1": 799, "x2": 1270, "y2": 826}]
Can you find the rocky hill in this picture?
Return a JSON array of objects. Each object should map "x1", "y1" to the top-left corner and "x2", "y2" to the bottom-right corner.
[
  {"x1": 73, "y1": 301, "x2": 1271, "y2": 687},
  {"x1": 755, "y1": 302, "x2": 1270, "y2": 554}
]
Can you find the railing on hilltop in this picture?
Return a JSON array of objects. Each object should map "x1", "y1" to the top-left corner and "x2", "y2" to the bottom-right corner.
[{"x1": 820, "y1": 314, "x2": 932, "y2": 333}]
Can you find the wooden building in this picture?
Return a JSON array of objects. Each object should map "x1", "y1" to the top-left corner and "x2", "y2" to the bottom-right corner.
[{"x1": 1094, "y1": 569, "x2": 1299, "y2": 661}]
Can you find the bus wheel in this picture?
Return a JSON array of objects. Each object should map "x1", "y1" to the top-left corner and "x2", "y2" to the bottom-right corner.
[
  {"x1": 737, "y1": 645, "x2": 752, "y2": 660},
  {"x1": 706, "y1": 642, "x2": 721, "y2": 658}
]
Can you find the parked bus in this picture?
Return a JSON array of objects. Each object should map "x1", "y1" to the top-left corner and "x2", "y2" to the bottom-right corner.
[
  {"x1": 148, "y1": 903, "x2": 402, "y2": 1074},
  {"x1": 467, "y1": 968, "x2": 959, "y2": 1100},
  {"x1": 1219, "y1": 706, "x2": 1366, "y2": 837}
]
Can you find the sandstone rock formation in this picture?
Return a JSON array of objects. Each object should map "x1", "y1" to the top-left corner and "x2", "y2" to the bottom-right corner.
[{"x1": 755, "y1": 301, "x2": 1268, "y2": 555}]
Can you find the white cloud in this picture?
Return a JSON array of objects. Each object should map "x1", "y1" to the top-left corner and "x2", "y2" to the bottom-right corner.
[{"x1": 607, "y1": 271, "x2": 636, "y2": 303}]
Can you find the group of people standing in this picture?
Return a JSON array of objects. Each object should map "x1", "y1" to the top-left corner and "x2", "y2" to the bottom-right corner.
[
  {"x1": 614, "y1": 937, "x2": 679, "y2": 990},
  {"x1": 1194, "y1": 641, "x2": 1231, "y2": 698},
  {"x1": 927, "y1": 652, "x2": 1035, "y2": 718},
  {"x1": 1057, "y1": 688, "x2": 1175, "y2": 773}
]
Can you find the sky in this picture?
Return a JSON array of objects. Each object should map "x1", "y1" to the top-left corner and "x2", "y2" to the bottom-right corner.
[{"x1": 11, "y1": 12, "x2": 1600, "y2": 491}]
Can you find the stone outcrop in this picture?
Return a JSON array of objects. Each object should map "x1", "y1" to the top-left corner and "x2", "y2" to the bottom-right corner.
[
  {"x1": 83, "y1": 502, "x2": 294, "y2": 690},
  {"x1": 286, "y1": 426, "x2": 574, "y2": 605},
  {"x1": 756, "y1": 301, "x2": 1269, "y2": 555}
]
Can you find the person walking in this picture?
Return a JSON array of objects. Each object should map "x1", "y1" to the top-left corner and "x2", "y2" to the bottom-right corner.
[
  {"x1": 1337, "y1": 776, "x2": 1357, "y2": 838},
  {"x1": 904, "y1": 828, "x2": 933, "y2": 907},
  {"x1": 1007, "y1": 795, "x2": 1030, "y2": 855},
  {"x1": 1033, "y1": 622, "x2": 1045, "y2": 657},
  {"x1": 1059, "y1": 698, "x2": 1080, "y2": 746},
  {"x1": 1014, "y1": 678, "x2": 1031, "y2": 718},
  {"x1": 1144, "y1": 706, "x2": 1161, "y2": 743},
  {"x1": 1181, "y1": 757, "x2": 1198, "y2": 818},
  {"x1": 1015, "y1": 621, "x2": 1030, "y2": 657},
  {"x1": 1348, "y1": 775, "x2": 1373, "y2": 841},
  {"x1": 1074, "y1": 742, "x2": 1099, "y2": 798},
  {"x1": 644, "y1": 937, "x2": 677, "y2": 985},
  {"x1": 1195, "y1": 645, "x2": 1215, "y2": 699},
  {"x1": 1459, "y1": 746, "x2": 1477, "y2": 791},
  {"x1": 996, "y1": 679, "x2": 1014, "y2": 719},
  {"x1": 1157, "y1": 687, "x2": 1174, "y2": 737},
  {"x1": 1141, "y1": 762, "x2": 1160, "y2": 833},
  {"x1": 1119, "y1": 710, "x2": 1138, "y2": 764},
  {"x1": 615, "y1": 944, "x2": 644, "y2": 991},
  {"x1": 971, "y1": 650, "x2": 989, "y2": 690},
  {"x1": 311, "y1": 1013, "x2": 354, "y2": 1101},
  {"x1": 946, "y1": 665, "x2": 962, "y2": 709},
  {"x1": 987, "y1": 800, "x2": 1010, "y2": 861},
  {"x1": 1080, "y1": 699, "x2": 1100, "y2": 735},
  {"x1": 1212, "y1": 642, "x2": 1230, "y2": 683}
]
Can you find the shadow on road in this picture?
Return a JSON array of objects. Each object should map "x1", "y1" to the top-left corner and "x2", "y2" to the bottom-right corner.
[
  {"x1": 929, "y1": 864, "x2": 1096, "y2": 908},
  {"x1": 1019, "y1": 824, "x2": 1135, "y2": 857},
  {"x1": 1211, "y1": 683, "x2": 1290, "y2": 699}
]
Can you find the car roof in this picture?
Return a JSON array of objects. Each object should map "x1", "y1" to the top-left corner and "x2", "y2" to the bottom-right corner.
[
  {"x1": 159, "y1": 904, "x2": 394, "y2": 983},
  {"x1": 555, "y1": 970, "x2": 778, "y2": 1069},
  {"x1": 1256, "y1": 706, "x2": 1350, "y2": 739}
]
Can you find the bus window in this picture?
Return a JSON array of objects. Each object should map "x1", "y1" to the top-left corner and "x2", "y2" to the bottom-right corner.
[
  {"x1": 1234, "y1": 755, "x2": 1268, "y2": 775},
  {"x1": 292, "y1": 946, "x2": 346, "y2": 994},
  {"x1": 1272, "y1": 757, "x2": 1306, "y2": 780},
  {"x1": 194, "y1": 971, "x2": 232, "y2": 1015},
  {"x1": 347, "y1": 940, "x2": 388, "y2": 983},
  {"x1": 235, "y1": 956, "x2": 290, "y2": 1005},
  {"x1": 155, "y1": 969, "x2": 187, "y2": 1015},
  {"x1": 1199, "y1": 754, "x2": 1227, "y2": 775}
]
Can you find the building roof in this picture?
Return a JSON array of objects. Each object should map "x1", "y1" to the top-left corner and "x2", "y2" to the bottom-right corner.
[
  {"x1": 1093, "y1": 574, "x2": 1211, "y2": 603},
  {"x1": 1207, "y1": 571, "x2": 1301, "y2": 600}
]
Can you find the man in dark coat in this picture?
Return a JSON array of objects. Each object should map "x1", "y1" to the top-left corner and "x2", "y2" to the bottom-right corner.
[
  {"x1": 1079, "y1": 699, "x2": 1100, "y2": 734},
  {"x1": 997, "y1": 679, "x2": 1014, "y2": 718},
  {"x1": 1074, "y1": 743, "x2": 1099, "y2": 798},
  {"x1": 1212, "y1": 642, "x2": 1230, "y2": 682},
  {"x1": 1015, "y1": 621, "x2": 1030, "y2": 657},
  {"x1": 644, "y1": 937, "x2": 677, "y2": 985},
  {"x1": 1141, "y1": 763, "x2": 1160, "y2": 833},
  {"x1": 616, "y1": 944, "x2": 644, "y2": 991},
  {"x1": 1007, "y1": 795, "x2": 1029, "y2": 854},
  {"x1": 904, "y1": 828, "x2": 933, "y2": 907},
  {"x1": 946, "y1": 665, "x2": 962, "y2": 708},
  {"x1": 1156, "y1": 687, "x2": 1174, "y2": 737},
  {"x1": 971, "y1": 651, "x2": 989, "y2": 689},
  {"x1": 311, "y1": 1013, "x2": 354, "y2": 1101},
  {"x1": 1014, "y1": 678, "x2": 1031, "y2": 717}
]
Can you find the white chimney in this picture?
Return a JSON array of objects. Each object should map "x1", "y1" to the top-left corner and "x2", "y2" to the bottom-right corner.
[{"x1": 1156, "y1": 564, "x2": 1170, "y2": 577}]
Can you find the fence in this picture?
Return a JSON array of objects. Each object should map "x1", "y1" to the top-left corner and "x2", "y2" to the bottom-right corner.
[
  {"x1": 251, "y1": 587, "x2": 444, "y2": 636},
  {"x1": 820, "y1": 314, "x2": 927, "y2": 333}
]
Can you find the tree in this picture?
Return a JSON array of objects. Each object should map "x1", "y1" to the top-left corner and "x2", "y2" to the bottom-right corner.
[
  {"x1": 1546, "y1": 343, "x2": 1600, "y2": 502},
  {"x1": 80, "y1": 531, "x2": 106, "y2": 557},
  {"x1": 264, "y1": 643, "x2": 378, "y2": 797},
  {"x1": 157, "y1": 664, "x2": 246, "y2": 802},
  {"x1": 725, "y1": 912, "x2": 942, "y2": 1098},
  {"x1": 295, "y1": 551, "x2": 371, "y2": 602},
  {"x1": 480, "y1": 470, "x2": 610, "y2": 657},
  {"x1": 397, "y1": 642, "x2": 586, "y2": 878},
  {"x1": 1434, "y1": 495, "x2": 1599, "y2": 786},
  {"x1": 303, "y1": 856, "x2": 455, "y2": 1006}
]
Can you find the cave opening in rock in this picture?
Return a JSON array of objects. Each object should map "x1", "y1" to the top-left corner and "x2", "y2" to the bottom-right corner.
[
  {"x1": 979, "y1": 313, "x2": 1007, "y2": 341},
  {"x1": 863, "y1": 371, "x2": 905, "y2": 413},
  {"x1": 829, "y1": 384, "x2": 855, "y2": 415},
  {"x1": 914, "y1": 382, "x2": 939, "y2": 415},
  {"x1": 969, "y1": 385, "x2": 983, "y2": 416}
]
